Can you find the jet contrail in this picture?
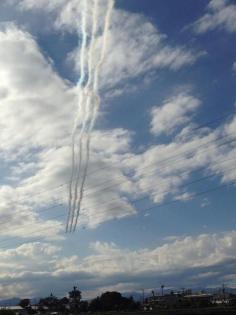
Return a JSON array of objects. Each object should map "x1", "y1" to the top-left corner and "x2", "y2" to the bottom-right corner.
[
  {"x1": 68, "y1": 0, "x2": 99, "y2": 232},
  {"x1": 66, "y1": 0, "x2": 88, "y2": 232},
  {"x1": 72, "y1": 0, "x2": 115, "y2": 232},
  {"x1": 68, "y1": 0, "x2": 115, "y2": 232}
]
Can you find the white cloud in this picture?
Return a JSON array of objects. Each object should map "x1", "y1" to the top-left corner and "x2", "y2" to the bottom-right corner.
[
  {"x1": 0, "y1": 242, "x2": 60, "y2": 280},
  {"x1": 0, "y1": 283, "x2": 31, "y2": 299},
  {"x1": 0, "y1": 25, "x2": 136, "y2": 237},
  {"x1": 0, "y1": 22, "x2": 234, "y2": 237},
  {"x1": 0, "y1": 0, "x2": 235, "y2": 301},
  {"x1": 0, "y1": 25, "x2": 74, "y2": 153},
  {"x1": 2, "y1": 230, "x2": 236, "y2": 297},
  {"x1": 20, "y1": 0, "x2": 65, "y2": 11},
  {"x1": 193, "y1": 0, "x2": 236, "y2": 33},
  {"x1": 150, "y1": 93, "x2": 201, "y2": 136},
  {"x1": 15, "y1": 1, "x2": 203, "y2": 93},
  {"x1": 0, "y1": 185, "x2": 64, "y2": 240},
  {"x1": 233, "y1": 62, "x2": 236, "y2": 72},
  {"x1": 99, "y1": 10, "x2": 200, "y2": 91},
  {"x1": 78, "y1": 231, "x2": 236, "y2": 275}
]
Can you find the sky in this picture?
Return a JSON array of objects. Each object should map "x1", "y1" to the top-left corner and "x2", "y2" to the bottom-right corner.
[{"x1": 0, "y1": 0, "x2": 236, "y2": 300}]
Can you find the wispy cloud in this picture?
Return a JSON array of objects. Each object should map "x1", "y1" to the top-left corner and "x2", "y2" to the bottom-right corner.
[
  {"x1": 14, "y1": 1, "x2": 204, "y2": 93},
  {"x1": 1, "y1": 230, "x2": 236, "y2": 297},
  {"x1": 0, "y1": 22, "x2": 235, "y2": 237},
  {"x1": 233, "y1": 61, "x2": 236, "y2": 72},
  {"x1": 193, "y1": 0, "x2": 236, "y2": 34},
  {"x1": 150, "y1": 92, "x2": 201, "y2": 136}
]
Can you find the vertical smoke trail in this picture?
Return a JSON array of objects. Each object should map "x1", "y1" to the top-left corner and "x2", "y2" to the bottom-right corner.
[
  {"x1": 77, "y1": 0, "x2": 99, "y2": 138},
  {"x1": 72, "y1": 0, "x2": 114, "y2": 232},
  {"x1": 69, "y1": 0, "x2": 99, "y2": 232},
  {"x1": 73, "y1": 133, "x2": 91, "y2": 231},
  {"x1": 88, "y1": 0, "x2": 114, "y2": 136},
  {"x1": 66, "y1": 0, "x2": 88, "y2": 232},
  {"x1": 94, "y1": 0, "x2": 114, "y2": 93}
]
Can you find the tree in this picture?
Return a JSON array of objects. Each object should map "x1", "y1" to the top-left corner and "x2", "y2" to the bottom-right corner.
[
  {"x1": 39, "y1": 293, "x2": 58, "y2": 312},
  {"x1": 100, "y1": 291, "x2": 122, "y2": 311},
  {"x1": 79, "y1": 301, "x2": 88, "y2": 312},
  {"x1": 91, "y1": 291, "x2": 140, "y2": 312},
  {"x1": 69, "y1": 286, "x2": 81, "y2": 314},
  {"x1": 88, "y1": 291, "x2": 140, "y2": 312},
  {"x1": 58, "y1": 297, "x2": 69, "y2": 314},
  {"x1": 89, "y1": 297, "x2": 101, "y2": 312},
  {"x1": 19, "y1": 299, "x2": 30, "y2": 309},
  {"x1": 0, "y1": 310, "x2": 15, "y2": 315}
]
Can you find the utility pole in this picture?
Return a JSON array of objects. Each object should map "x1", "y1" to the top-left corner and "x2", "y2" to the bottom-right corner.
[
  {"x1": 161, "y1": 285, "x2": 165, "y2": 296},
  {"x1": 222, "y1": 283, "x2": 226, "y2": 300},
  {"x1": 141, "y1": 288, "x2": 145, "y2": 304}
]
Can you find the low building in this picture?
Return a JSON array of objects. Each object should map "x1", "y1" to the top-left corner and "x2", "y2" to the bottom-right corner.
[
  {"x1": 183, "y1": 293, "x2": 213, "y2": 307},
  {"x1": 0, "y1": 306, "x2": 26, "y2": 315}
]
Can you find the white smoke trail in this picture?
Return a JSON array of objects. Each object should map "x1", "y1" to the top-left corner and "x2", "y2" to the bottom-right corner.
[
  {"x1": 77, "y1": 0, "x2": 99, "y2": 138},
  {"x1": 87, "y1": 0, "x2": 114, "y2": 138},
  {"x1": 69, "y1": 0, "x2": 99, "y2": 232},
  {"x1": 66, "y1": 0, "x2": 88, "y2": 232},
  {"x1": 72, "y1": 0, "x2": 114, "y2": 232},
  {"x1": 94, "y1": 0, "x2": 114, "y2": 93},
  {"x1": 73, "y1": 133, "x2": 91, "y2": 231}
]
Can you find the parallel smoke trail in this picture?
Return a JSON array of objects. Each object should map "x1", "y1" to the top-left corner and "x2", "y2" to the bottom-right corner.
[
  {"x1": 67, "y1": 0, "x2": 88, "y2": 232},
  {"x1": 77, "y1": 0, "x2": 99, "y2": 138},
  {"x1": 72, "y1": 0, "x2": 115, "y2": 232},
  {"x1": 73, "y1": 135, "x2": 91, "y2": 231},
  {"x1": 94, "y1": 0, "x2": 114, "y2": 92},
  {"x1": 69, "y1": 0, "x2": 99, "y2": 232},
  {"x1": 89, "y1": 0, "x2": 115, "y2": 134}
]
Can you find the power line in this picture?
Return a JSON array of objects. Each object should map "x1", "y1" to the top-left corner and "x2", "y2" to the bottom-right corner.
[
  {"x1": 70, "y1": 180, "x2": 236, "y2": 227},
  {"x1": 77, "y1": 164, "x2": 236, "y2": 222},
  {"x1": 76, "y1": 129, "x2": 236, "y2": 180},
  {"x1": 0, "y1": 157, "x2": 235, "y2": 241},
  {"x1": 0, "y1": 154, "x2": 235, "y2": 243},
  {"x1": 0, "y1": 180, "x2": 235, "y2": 249},
  {"x1": 0, "y1": 132, "x2": 235, "y2": 241},
  {"x1": 190, "y1": 108, "x2": 236, "y2": 132},
  {"x1": 11, "y1": 131, "x2": 236, "y2": 209},
  {"x1": 8, "y1": 111, "x2": 236, "y2": 205},
  {"x1": 0, "y1": 212, "x2": 65, "y2": 246},
  {"x1": 71, "y1": 135, "x2": 236, "y2": 200},
  {"x1": 1, "y1": 146, "x2": 234, "y2": 238},
  {"x1": 0, "y1": 203, "x2": 64, "y2": 229}
]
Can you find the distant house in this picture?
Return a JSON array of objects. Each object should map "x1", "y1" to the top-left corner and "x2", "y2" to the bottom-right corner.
[
  {"x1": 145, "y1": 292, "x2": 214, "y2": 310},
  {"x1": 212, "y1": 293, "x2": 236, "y2": 305},
  {"x1": 183, "y1": 293, "x2": 213, "y2": 307},
  {"x1": 146, "y1": 293, "x2": 185, "y2": 309},
  {"x1": 0, "y1": 306, "x2": 27, "y2": 315}
]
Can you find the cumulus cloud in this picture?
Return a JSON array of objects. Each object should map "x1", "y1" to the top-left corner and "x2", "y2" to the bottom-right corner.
[
  {"x1": 2, "y1": 231, "x2": 236, "y2": 297},
  {"x1": 124, "y1": 105, "x2": 236, "y2": 207},
  {"x1": 0, "y1": 21, "x2": 234, "y2": 239},
  {"x1": 78, "y1": 231, "x2": 236, "y2": 276},
  {"x1": 99, "y1": 10, "x2": 200, "y2": 91},
  {"x1": 13, "y1": 0, "x2": 203, "y2": 94},
  {"x1": 0, "y1": 0, "x2": 235, "y2": 301},
  {"x1": 150, "y1": 93, "x2": 201, "y2": 136},
  {"x1": 0, "y1": 25, "x2": 74, "y2": 153},
  {"x1": 0, "y1": 14, "x2": 206, "y2": 238},
  {"x1": 0, "y1": 23, "x2": 137, "y2": 237},
  {"x1": 19, "y1": 0, "x2": 65, "y2": 11},
  {"x1": 233, "y1": 62, "x2": 236, "y2": 72},
  {"x1": 193, "y1": 0, "x2": 236, "y2": 34},
  {"x1": 74, "y1": 10, "x2": 202, "y2": 93}
]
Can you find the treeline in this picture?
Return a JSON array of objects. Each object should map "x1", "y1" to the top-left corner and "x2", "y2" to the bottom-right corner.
[
  {"x1": 16, "y1": 288, "x2": 140, "y2": 314},
  {"x1": 88, "y1": 291, "x2": 140, "y2": 312}
]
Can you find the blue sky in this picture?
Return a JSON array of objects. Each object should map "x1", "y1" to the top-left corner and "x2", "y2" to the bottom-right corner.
[{"x1": 0, "y1": 0, "x2": 236, "y2": 300}]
